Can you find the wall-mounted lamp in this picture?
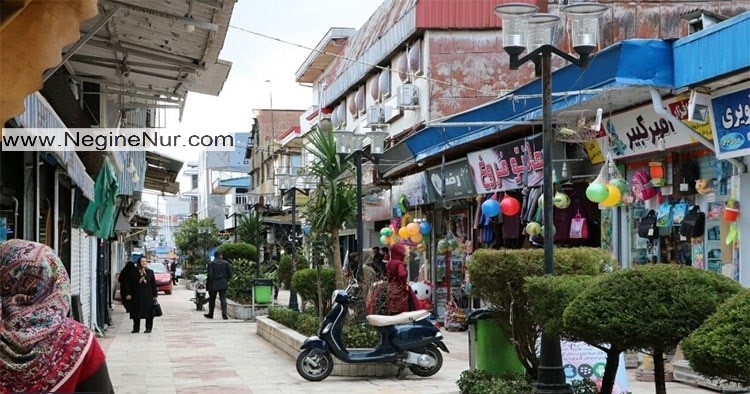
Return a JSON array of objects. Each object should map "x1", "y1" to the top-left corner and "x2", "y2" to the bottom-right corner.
[{"x1": 688, "y1": 90, "x2": 712, "y2": 124}]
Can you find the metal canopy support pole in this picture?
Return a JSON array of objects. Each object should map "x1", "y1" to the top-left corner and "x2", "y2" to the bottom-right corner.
[
  {"x1": 354, "y1": 150, "x2": 365, "y2": 322},
  {"x1": 43, "y1": 5, "x2": 122, "y2": 82}
]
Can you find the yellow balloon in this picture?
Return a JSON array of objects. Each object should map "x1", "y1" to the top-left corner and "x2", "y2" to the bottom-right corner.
[
  {"x1": 601, "y1": 183, "x2": 622, "y2": 207},
  {"x1": 410, "y1": 232, "x2": 423, "y2": 243},
  {"x1": 406, "y1": 222, "x2": 420, "y2": 235},
  {"x1": 398, "y1": 227, "x2": 410, "y2": 238}
]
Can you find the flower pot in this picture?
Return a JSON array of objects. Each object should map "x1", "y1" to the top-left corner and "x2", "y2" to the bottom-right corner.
[{"x1": 724, "y1": 207, "x2": 740, "y2": 222}]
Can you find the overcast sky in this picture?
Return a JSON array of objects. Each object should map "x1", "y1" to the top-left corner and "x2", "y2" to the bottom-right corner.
[
  {"x1": 150, "y1": 1, "x2": 382, "y2": 208},
  {"x1": 169, "y1": 0, "x2": 382, "y2": 162}
]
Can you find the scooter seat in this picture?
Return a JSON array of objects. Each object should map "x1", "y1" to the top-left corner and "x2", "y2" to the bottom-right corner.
[{"x1": 366, "y1": 310, "x2": 430, "y2": 327}]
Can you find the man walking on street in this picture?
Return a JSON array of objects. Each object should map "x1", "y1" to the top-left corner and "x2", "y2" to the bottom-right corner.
[{"x1": 204, "y1": 251, "x2": 232, "y2": 320}]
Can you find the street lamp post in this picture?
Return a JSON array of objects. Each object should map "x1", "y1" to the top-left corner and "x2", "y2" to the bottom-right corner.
[
  {"x1": 277, "y1": 171, "x2": 315, "y2": 312},
  {"x1": 494, "y1": 3, "x2": 608, "y2": 394},
  {"x1": 333, "y1": 129, "x2": 387, "y2": 321}
]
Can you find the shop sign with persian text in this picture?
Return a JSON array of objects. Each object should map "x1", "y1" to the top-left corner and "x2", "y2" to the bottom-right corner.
[
  {"x1": 711, "y1": 87, "x2": 750, "y2": 160},
  {"x1": 466, "y1": 134, "x2": 543, "y2": 194}
]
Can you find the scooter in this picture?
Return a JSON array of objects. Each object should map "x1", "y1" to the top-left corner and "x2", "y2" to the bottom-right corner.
[
  {"x1": 295, "y1": 280, "x2": 449, "y2": 381},
  {"x1": 191, "y1": 274, "x2": 208, "y2": 311}
]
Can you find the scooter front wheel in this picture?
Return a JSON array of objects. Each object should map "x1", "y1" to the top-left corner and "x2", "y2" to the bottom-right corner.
[
  {"x1": 408, "y1": 345, "x2": 443, "y2": 377},
  {"x1": 296, "y1": 349, "x2": 334, "y2": 381}
]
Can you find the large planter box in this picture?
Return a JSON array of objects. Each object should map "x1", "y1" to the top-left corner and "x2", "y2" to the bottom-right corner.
[{"x1": 256, "y1": 316, "x2": 403, "y2": 377}]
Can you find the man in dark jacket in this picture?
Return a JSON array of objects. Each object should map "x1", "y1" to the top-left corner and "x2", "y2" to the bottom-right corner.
[{"x1": 205, "y1": 251, "x2": 232, "y2": 320}]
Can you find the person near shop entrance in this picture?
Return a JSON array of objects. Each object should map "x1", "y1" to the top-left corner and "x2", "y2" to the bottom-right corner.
[
  {"x1": 123, "y1": 256, "x2": 158, "y2": 333},
  {"x1": 0, "y1": 240, "x2": 114, "y2": 393},
  {"x1": 205, "y1": 251, "x2": 232, "y2": 320}
]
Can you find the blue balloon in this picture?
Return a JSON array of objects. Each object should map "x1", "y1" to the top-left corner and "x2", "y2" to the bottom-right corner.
[
  {"x1": 482, "y1": 199, "x2": 501, "y2": 217},
  {"x1": 302, "y1": 224, "x2": 312, "y2": 235},
  {"x1": 419, "y1": 222, "x2": 432, "y2": 235}
]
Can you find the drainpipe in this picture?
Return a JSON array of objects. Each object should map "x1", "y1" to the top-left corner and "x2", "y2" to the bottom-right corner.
[{"x1": 649, "y1": 87, "x2": 746, "y2": 173}]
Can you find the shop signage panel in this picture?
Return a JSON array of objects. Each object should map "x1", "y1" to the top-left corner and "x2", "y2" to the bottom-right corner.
[
  {"x1": 466, "y1": 134, "x2": 543, "y2": 194},
  {"x1": 710, "y1": 87, "x2": 750, "y2": 160},
  {"x1": 665, "y1": 95, "x2": 715, "y2": 141},
  {"x1": 390, "y1": 171, "x2": 430, "y2": 211},
  {"x1": 601, "y1": 103, "x2": 692, "y2": 159},
  {"x1": 424, "y1": 159, "x2": 475, "y2": 202}
]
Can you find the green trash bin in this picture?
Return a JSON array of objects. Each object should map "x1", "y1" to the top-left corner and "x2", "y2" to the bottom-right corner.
[
  {"x1": 466, "y1": 309, "x2": 525, "y2": 374},
  {"x1": 253, "y1": 278, "x2": 273, "y2": 304}
]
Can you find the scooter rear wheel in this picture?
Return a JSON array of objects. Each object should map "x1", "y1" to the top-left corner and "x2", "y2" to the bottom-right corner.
[
  {"x1": 408, "y1": 345, "x2": 443, "y2": 377},
  {"x1": 296, "y1": 349, "x2": 334, "y2": 381}
]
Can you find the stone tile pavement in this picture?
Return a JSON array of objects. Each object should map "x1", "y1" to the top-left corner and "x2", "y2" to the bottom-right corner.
[{"x1": 98, "y1": 284, "x2": 715, "y2": 394}]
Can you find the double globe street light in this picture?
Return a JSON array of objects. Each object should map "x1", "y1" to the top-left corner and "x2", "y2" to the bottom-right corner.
[
  {"x1": 276, "y1": 170, "x2": 316, "y2": 312},
  {"x1": 333, "y1": 128, "x2": 388, "y2": 321},
  {"x1": 493, "y1": 2, "x2": 608, "y2": 393}
]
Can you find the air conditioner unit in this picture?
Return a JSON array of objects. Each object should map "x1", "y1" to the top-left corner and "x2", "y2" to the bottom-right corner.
[
  {"x1": 397, "y1": 83, "x2": 418, "y2": 108},
  {"x1": 367, "y1": 105, "x2": 385, "y2": 127},
  {"x1": 688, "y1": 91, "x2": 712, "y2": 124}
]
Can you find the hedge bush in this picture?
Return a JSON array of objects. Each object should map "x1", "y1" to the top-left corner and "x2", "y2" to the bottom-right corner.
[
  {"x1": 563, "y1": 264, "x2": 743, "y2": 394},
  {"x1": 226, "y1": 258, "x2": 256, "y2": 304},
  {"x1": 456, "y1": 370, "x2": 531, "y2": 394},
  {"x1": 524, "y1": 275, "x2": 596, "y2": 337},
  {"x1": 467, "y1": 247, "x2": 614, "y2": 379},
  {"x1": 682, "y1": 289, "x2": 750, "y2": 386},
  {"x1": 217, "y1": 242, "x2": 258, "y2": 263},
  {"x1": 291, "y1": 268, "x2": 336, "y2": 317},
  {"x1": 266, "y1": 306, "x2": 378, "y2": 348}
]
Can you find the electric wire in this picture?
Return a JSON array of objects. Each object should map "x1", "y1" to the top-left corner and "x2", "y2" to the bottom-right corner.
[{"x1": 228, "y1": 24, "x2": 502, "y2": 98}]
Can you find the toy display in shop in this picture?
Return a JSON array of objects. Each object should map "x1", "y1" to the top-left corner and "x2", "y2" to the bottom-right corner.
[{"x1": 410, "y1": 280, "x2": 433, "y2": 310}]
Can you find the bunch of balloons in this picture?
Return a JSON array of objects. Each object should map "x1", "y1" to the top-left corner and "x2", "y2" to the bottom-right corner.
[
  {"x1": 481, "y1": 193, "x2": 521, "y2": 217},
  {"x1": 587, "y1": 178, "x2": 628, "y2": 207},
  {"x1": 380, "y1": 220, "x2": 432, "y2": 253}
]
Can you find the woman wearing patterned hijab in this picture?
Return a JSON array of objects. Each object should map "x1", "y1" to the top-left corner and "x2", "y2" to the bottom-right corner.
[{"x1": 0, "y1": 239, "x2": 114, "y2": 393}]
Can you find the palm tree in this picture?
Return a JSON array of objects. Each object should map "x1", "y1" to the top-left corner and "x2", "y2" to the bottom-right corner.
[{"x1": 303, "y1": 126, "x2": 356, "y2": 287}]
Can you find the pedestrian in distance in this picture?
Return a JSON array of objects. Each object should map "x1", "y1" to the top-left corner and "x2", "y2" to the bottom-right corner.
[
  {"x1": 0, "y1": 239, "x2": 114, "y2": 393},
  {"x1": 118, "y1": 256, "x2": 138, "y2": 313},
  {"x1": 205, "y1": 251, "x2": 232, "y2": 320},
  {"x1": 169, "y1": 260, "x2": 178, "y2": 285},
  {"x1": 123, "y1": 256, "x2": 158, "y2": 333}
]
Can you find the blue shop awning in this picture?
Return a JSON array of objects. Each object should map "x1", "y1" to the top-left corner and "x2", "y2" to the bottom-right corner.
[
  {"x1": 400, "y1": 39, "x2": 674, "y2": 164},
  {"x1": 673, "y1": 11, "x2": 750, "y2": 88}
]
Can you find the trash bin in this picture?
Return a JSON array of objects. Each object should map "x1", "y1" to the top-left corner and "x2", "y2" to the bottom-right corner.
[
  {"x1": 253, "y1": 278, "x2": 274, "y2": 304},
  {"x1": 465, "y1": 309, "x2": 525, "y2": 374}
]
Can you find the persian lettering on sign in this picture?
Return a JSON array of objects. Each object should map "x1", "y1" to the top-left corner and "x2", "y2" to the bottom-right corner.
[
  {"x1": 466, "y1": 134, "x2": 543, "y2": 194},
  {"x1": 710, "y1": 87, "x2": 750, "y2": 160}
]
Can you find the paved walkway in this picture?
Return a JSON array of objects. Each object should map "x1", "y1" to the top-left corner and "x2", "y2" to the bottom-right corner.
[{"x1": 99, "y1": 284, "x2": 715, "y2": 394}]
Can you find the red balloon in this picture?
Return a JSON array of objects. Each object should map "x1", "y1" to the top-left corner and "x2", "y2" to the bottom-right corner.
[{"x1": 500, "y1": 196, "x2": 521, "y2": 216}]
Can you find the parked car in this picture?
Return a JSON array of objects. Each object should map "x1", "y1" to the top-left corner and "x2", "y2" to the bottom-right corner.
[{"x1": 148, "y1": 262, "x2": 173, "y2": 295}]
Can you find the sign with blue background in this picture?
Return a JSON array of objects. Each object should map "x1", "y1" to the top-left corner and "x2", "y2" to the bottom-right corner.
[{"x1": 712, "y1": 87, "x2": 750, "y2": 160}]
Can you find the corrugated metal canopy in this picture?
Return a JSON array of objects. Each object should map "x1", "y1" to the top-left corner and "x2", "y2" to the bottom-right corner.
[
  {"x1": 64, "y1": 0, "x2": 235, "y2": 113},
  {"x1": 144, "y1": 151, "x2": 183, "y2": 195},
  {"x1": 673, "y1": 11, "x2": 750, "y2": 89},
  {"x1": 401, "y1": 39, "x2": 675, "y2": 164}
]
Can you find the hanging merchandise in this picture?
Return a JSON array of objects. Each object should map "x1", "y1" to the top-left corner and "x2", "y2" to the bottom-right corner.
[
  {"x1": 649, "y1": 161, "x2": 666, "y2": 187},
  {"x1": 724, "y1": 175, "x2": 740, "y2": 245},
  {"x1": 680, "y1": 206, "x2": 706, "y2": 238},
  {"x1": 500, "y1": 194, "x2": 521, "y2": 216},
  {"x1": 672, "y1": 201, "x2": 688, "y2": 226},
  {"x1": 638, "y1": 209, "x2": 659, "y2": 239},
  {"x1": 569, "y1": 213, "x2": 589, "y2": 239},
  {"x1": 553, "y1": 191, "x2": 570, "y2": 209},
  {"x1": 630, "y1": 169, "x2": 658, "y2": 201},
  {"x1": 481, "y1": 193, "x2": 501, "y2": 217},
  {"x1": 656, "y1": 202, "x2": 673, "y2": 228},
  {"x1": 586, "y1": 152, "x2": 613, "y2": 203}
]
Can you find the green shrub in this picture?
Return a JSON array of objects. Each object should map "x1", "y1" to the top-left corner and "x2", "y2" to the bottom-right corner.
[
  {"x1": 291, "y1": 268, "x2": 337, "y2": 317},
  {"x1": 342, "y1": 322, "x2": 379, "y2": 348},
  {"x1": 226, "y1": 258, "x2": 256, "y2": 304},
  {"x1": 525, "y1": 275, "x2": 596, "y2": 337},
  {"x1": 295, "y1": 314, "x2": 320, "y2": 337},
  {"x1": 564, "y1": 264, "x2": 743, "y2": 394},
  {"x1": 218, "y1": 242, "x2": 258, "y2": 262},
  {"x1": 682, "y1": 289, "x2": 750, "y2": 386},
  {"x1": 277, "y1": 255, "x2": 294, "y2": 289},
  {"x1": 456, "y1": 370, "x2": 531, "y2": 394},
  {"x1": 268, "y1": 306, "x2": 298, "y2": 329},
  {"x1": 467, "y1": 247, "x2": 612, "y2": 379}
]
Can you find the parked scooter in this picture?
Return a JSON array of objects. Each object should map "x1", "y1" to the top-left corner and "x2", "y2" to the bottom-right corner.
[
  {"x1": 296, "y1": 280, "x2": 449, "y2": 381},
  {"x1": 191, "y1": 274, "x2": 208, "y2": 311}
]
